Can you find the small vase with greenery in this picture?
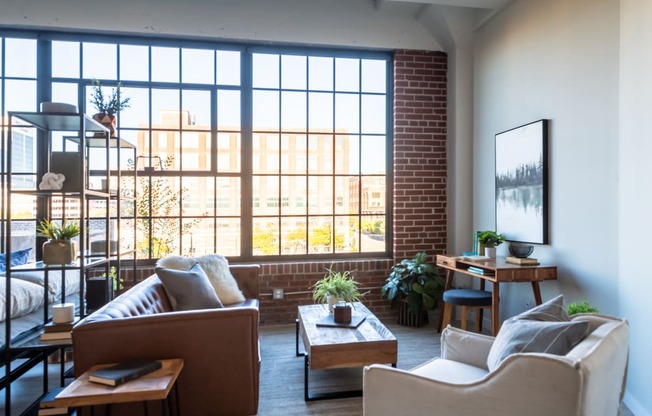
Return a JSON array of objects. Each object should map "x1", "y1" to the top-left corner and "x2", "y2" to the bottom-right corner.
[
  {"x1": 381, "y1": 252, "x2": 444, "y2": 325},
  {"x1": 478, "y1": 230, "x2": 505, "y2": 257},
  {"x1": 312, "y1": 267, "x2": 363, "y2": 312},
  {"x1": 36, "y1": 219, "x2": 80, "y2": 265},
  {"x1": 89, "y1": 79, "x2": 131, "y2": 135},
  {"x1": 567, "y1": 299, "x2": 599, "y2": 316}
]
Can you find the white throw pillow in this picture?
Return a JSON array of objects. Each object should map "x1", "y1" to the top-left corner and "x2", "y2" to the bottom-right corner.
[{"x1": 157, "y1": 254, "x2": 245, "y2": 305}]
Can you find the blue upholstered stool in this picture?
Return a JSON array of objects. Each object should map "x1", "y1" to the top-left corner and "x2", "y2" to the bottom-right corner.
[{"x1": 441, "y1": 289, "x2": 492, "y2": 332}]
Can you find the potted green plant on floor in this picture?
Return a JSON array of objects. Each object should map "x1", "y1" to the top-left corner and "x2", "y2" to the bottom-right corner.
[
  {"x1": 477, "y1": 230, "x2": 505, "y2": 258},
  {"x1": 36, "y1": 219, "x2": 80, "y2": 265},
  {"x1": 381, "y1": 252, "x2": 445, "y2": 327},
  {"x1": 312, "y1": 267, "x2": 363, "y2": 315}
]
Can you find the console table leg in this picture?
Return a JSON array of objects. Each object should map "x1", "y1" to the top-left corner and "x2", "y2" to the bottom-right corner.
[
  {"x1": 531, "y1": 282, "x2": 543, "y2": 305},
  {"x1": 492, "y1": 283, "x2": 500, "y2": 336}
]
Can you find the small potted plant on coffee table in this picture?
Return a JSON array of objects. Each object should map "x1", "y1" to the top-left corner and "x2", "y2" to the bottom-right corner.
[
  {"x1": 312, "y1": 267, "x2": 363, "y2": 322},
  {"x1": 477, "y1": 230, "x2": 505, "y2": 258}
]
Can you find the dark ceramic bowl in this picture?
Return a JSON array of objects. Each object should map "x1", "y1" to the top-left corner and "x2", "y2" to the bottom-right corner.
[{"x1": 508, "y1": 244, "x2": 534, "y2": 258}]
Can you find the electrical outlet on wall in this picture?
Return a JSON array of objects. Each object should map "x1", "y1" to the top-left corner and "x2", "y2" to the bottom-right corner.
[{"x1": 272, "y1": 288, "x2": 284, "y2": 300}]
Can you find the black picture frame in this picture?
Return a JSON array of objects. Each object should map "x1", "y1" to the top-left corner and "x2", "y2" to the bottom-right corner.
[{"x1": 495, "y1": 119, "x2": 549, "y2": 244}]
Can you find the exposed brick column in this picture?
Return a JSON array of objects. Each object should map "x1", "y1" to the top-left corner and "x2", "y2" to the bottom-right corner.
[{"x1": 393, "y1": 50, "x2": 448, "y2": 261}]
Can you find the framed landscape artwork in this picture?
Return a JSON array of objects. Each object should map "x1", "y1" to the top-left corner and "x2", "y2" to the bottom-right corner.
[{"x1": 495, "y1": 119, "x2": 549, "y2": 244}]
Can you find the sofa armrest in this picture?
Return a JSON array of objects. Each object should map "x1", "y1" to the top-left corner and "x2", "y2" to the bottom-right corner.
[
  {"x1": 230, "y1": 264, "x2": 260, "y2": 299},
  {"x1": 73, "y1": 307, "x2": 259, "y2": 415},
  {"x1": 440, "y1": 325, "x2": 495, "y2": 370}
]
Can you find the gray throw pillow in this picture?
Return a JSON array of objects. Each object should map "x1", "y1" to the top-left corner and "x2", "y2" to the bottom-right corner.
[
  {"x1": 486, "y1": 318, "x2": 590, "y2": 371},
  {"x1": 155, "y1": 263, "x2": 224, "y2": 311},
  {"x1": 516, "y1": 294, "x2": 570, "y2": 322}
]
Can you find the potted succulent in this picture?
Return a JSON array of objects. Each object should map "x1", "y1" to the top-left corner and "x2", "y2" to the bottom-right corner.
[
  {"x1": 36, "y1": 219, "x2": 80, "y2": 265},
  {"x1": 312, "y1": 267, "x2": 363, "y2": 317},
  {"x1": 477, "y1": 230, "x2": 505, "y2": 258},
  {"x1": 89, "y1": 79, "x2": 131, "y2": 136},
  {"x1": 381, "y1": 252, "x2": 445, "y2": 327}
]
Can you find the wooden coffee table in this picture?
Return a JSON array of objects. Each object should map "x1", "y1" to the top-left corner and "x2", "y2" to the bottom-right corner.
[{"x1": 296, "y1": 303, "x2": 397, "y2": 401}]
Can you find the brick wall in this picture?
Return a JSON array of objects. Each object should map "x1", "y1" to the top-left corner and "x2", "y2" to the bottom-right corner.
[{"x1": 130, "y1": 50, "x2": 448, "y2": 325}]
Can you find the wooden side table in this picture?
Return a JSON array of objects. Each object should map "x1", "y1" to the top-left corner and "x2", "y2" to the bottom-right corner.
[{"x1": 52, "y1": 358, "x2": 183, "y2": 416}]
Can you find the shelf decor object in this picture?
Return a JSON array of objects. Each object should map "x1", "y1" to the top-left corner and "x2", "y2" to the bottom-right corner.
[{"x1": 495, "y1": 119, "x2": 549, "y2": 245}]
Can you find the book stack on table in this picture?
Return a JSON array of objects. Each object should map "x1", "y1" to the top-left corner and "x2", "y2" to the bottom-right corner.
[
  {"x1": 467, "y1": 266, "x2": 495, "y2": 276},
  {"x1": 88, "y1": 359, "x2": 162, "y2": 387},
  {"x1": 40, "y1": 317, "x2": 79, "y2": 343},
  {"x1": 506, "y1": 256, "x2": 539, "y2": 265}
]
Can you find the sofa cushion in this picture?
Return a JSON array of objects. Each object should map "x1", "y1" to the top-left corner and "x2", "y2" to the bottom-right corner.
[
  {"x1": 156, "y1": 263, "x2": 224, "y2": 311},
  {"x1": 487, "y1": 318, "x2": 590, "y2": 371},
  {"x1": 517, "y1": 294, "x2": 569, "y2": 322},
  {"x1": 157, "y1": 254, "x2": 245, "y2": 305},
  {"x1": 411, "y1": 357, "x2": 489, "y2": 384}
]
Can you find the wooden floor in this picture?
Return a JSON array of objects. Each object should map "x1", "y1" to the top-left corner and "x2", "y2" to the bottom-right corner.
[{"x1": 2, "y1": 313, "x2": 635, "y2": 416}]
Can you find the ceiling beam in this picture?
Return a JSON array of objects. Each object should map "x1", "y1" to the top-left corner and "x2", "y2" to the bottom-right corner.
[{"x1": 385, "y1": 0, "x2": 511, "y2": 10}]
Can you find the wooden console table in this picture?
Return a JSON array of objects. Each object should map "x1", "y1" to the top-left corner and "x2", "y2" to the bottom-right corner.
[{"x1": 436, "y1": 255, "x2": 557, "y2": 335}]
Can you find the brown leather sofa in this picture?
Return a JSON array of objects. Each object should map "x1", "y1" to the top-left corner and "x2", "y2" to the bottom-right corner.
[{"x1": 72, "y1": 264, "x2": 261, "y2": 416}]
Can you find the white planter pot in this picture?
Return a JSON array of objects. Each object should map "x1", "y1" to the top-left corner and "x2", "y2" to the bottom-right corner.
[{"x1": 485, "y1": 247, "x2": 497, "y2": 258}]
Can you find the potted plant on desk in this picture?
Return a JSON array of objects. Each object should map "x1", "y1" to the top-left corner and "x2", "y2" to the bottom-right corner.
[
  {"x1": 36, "y1": 219, "x2": 80, "y2": 265},
  {"x1": 477, "y1": 231, "x2": 505, "y2": 258},
  {"x1": 381, "y1": 252, "x2": 445, "y2": 327}
]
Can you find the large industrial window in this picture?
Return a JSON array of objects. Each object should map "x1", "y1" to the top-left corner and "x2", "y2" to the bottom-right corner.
[{"x1": 1, "y1": 32, "x2": 392, "y2": 262}]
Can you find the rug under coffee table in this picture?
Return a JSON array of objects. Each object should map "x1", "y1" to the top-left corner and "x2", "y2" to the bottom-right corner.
[{"x1": 296, "y1": 303, "x2": 397, "y2": 401}]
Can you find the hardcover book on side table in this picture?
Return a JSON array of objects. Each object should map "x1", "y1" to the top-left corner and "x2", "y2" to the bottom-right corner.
[{"x1": 88, "y1": 359, "x2": 162, "y2": 387}]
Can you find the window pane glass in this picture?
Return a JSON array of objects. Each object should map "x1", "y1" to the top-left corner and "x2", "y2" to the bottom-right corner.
[
  {"x1": 183, "y1": 217, "x2": 213, "y2": 256},
  {"x1": 361, "y1": 176, "x2": 386, "y2": 214},
  {"x1": 335, "y1": 58, "x2": 359, "y2": 92},
  {"x1": 182, "y1": 48, "x2": 214, "y2": 84},
  {"x1": 281, "y1": 91, "x2": 306, "y2": 131},
  {"x1": 5, "y1": 38, "x2": 36, "y2": 78},
  {"x1": 182, "y1": 89, "x2": 211, "y2": 127},
  {"x1": 253, "y1": 53, "x2": 279, "y2": 88},
  {"x1": 216, "y1": 50, "x2": 240, "y2": 86},
  {"x1": 253, "y1": 134, "x2": 279, "y2": 174},
  {"x1": 253, "y1": 90, "x2": 279, "y2": 131},
  {"x1": 83, "y1": 42, "x2": 117, "y2": 80},
  {"x1": 335, "y1": 93, "x2": 359, "y2": 134},
  {"x1": 253, "y1": 218, "x2": 279, "y2": 256},
  {"x1": 334, "y1": 176, "x2": 350, "y2": 215},
  {"x1": 216, "y1": 218, "x2": 240, "y2": 256},
  {"x1": 335, "y1": 216, "x2": 357, "y2": 253},
  {"x1": 335, "y1": 135, "x2": 359, "y2": 175},
  {"x1": 282, "y1": 55, "x2": 306, "y2": 90},
  {"x1": 361, "y1": 94, "x2": 386, "y2": 134},
  {"x1": 52, "y1": 41, "x2": 80, "y2": 78},
  {"x1": 217, "y1": 132, "x2": 241, "y2": 173},
  {"x1": 281, "y1": 176, "x2": 306, "y2": 215},
  {"x1": 152, "y1": 47, "x2": 179, "y2": 82},
  {"x1": 362, "y1": 59, "x2": 386, "y2": 93},
  {"x1": 152, "y1": 89, "x2": 180, "y2": 129},
  {"x1": 281, "y1": 134, "x2": 307, "y2": 174},
  {"x1": 361, "y1": 135, "x2": 386, "y2": 174},
  {"x1": 308, "y1": 134, "x2": 333, "y2": 174},
  {"x1": 308, "y1": 216, "x2": 333, "y2": 254},
  {"x1": 153, "y1": 132, "x2": 181, "y2": 170},
  {"x1": 308, "y1": 92, "x2": 333, "y2": 132},
  {"x1": 360, "y1": 214, "x2": 385, "y2": 252},
  {"x1": 281, "y1": 217, "x2": 307, "y2": 255},
  {"x1": 308, "y1": 57, "x2": 333, "y2": 91},
  {"x1": 120, "y1": 44, "x2": 149, "y2": 81},
  {"x1": 216, "y1": 177, "x2": 241, "y2": 216},
  {"x1": 217, "y1": 89, "x2": 240, "y2": 130},
  {"x1": 119, "y1": 87, "x2": 150, "y2": 128},
  {"x1": 5, "y1": 80, "x2": 37, "y2": 114},
  {"x1": 51, "y1": 82, "x2": 78, "y2": 108},
  {"x1": 308, "y1": 177, "x2": 333, "y2": 215},
  {"x1": 181, "y1": 131, "x2": 210, "y2": 171}
]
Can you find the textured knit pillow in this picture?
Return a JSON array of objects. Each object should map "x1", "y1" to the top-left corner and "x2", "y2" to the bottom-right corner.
[
  {"x1": 155, "y1": 263, "x2": 224, "y2": 311},
  {"x1": 157, "y1": 254, "x2": 245, "y2": 305},
  {"x1": 486, "y1": 318, "x2": 590, "y2": 371}
]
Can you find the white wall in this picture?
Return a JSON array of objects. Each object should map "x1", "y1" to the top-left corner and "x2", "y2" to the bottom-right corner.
[
  {"x1": 618, "y1": 1, "x2": 652, "y2": 414},
  {"x1": 0, "y1": 0, "x2": 441, "y2": 51},
  {"x1": 473, "y1": 0, "x2": 651, "y2": 414}
]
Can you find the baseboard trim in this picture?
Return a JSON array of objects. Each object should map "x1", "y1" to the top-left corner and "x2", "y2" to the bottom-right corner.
[{"x1": 624, "y1": 391, "x2": 651, "y2": 416}]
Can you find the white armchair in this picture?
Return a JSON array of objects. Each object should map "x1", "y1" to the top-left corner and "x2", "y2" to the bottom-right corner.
[{"x1": 363, "y1": 314, "x2": 629, "y2": 416}]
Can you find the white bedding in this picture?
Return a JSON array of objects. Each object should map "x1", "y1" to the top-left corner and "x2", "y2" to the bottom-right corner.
[
  {"x1": 9, "y1": 270, "x2": 81, "y2": 303},
  {"x1": 0, "y1": 277, "x2": 45, "y2": 322}
]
